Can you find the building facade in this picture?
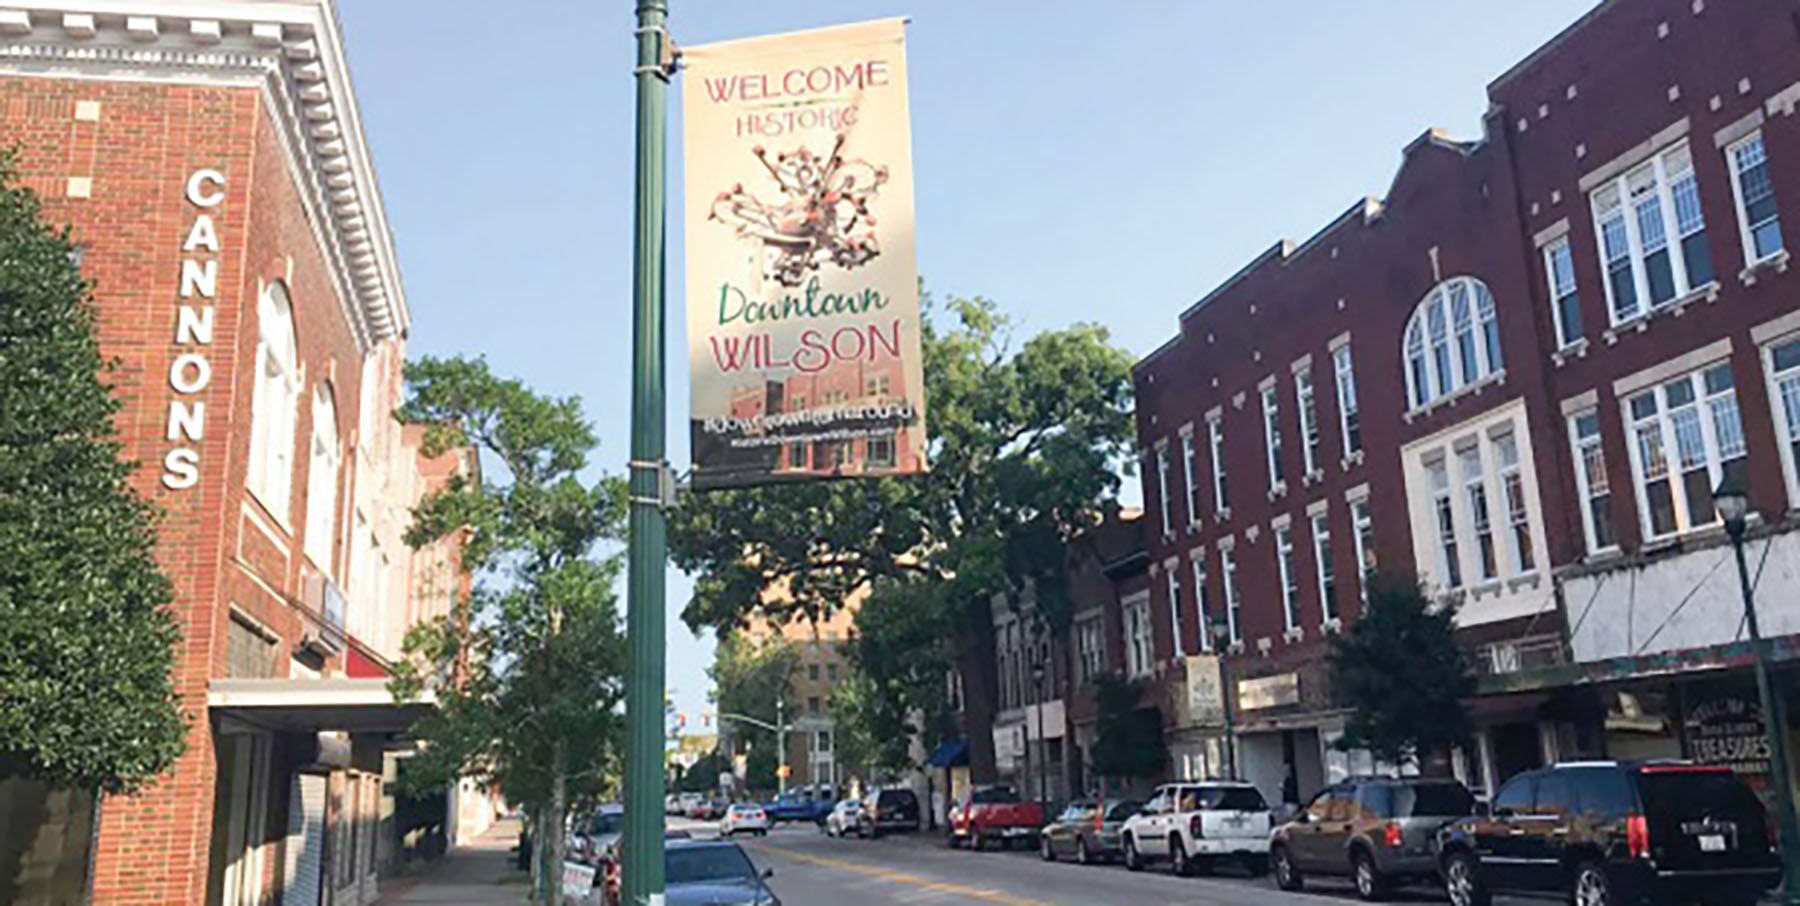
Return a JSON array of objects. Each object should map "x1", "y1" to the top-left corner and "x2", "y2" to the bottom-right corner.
[
  {"x1": 739, "y1": 595, "x2": 859, "y2": 793},
  {"x1": 0, "y1": 2, "x2": 469, "y2": 904}
]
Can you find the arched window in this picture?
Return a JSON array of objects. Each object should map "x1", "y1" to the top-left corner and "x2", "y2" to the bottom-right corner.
[
  {"x1": 1404, "y1": 277, "x2": 1503, "y2": 409},
  {"x1": 303, "y1": 383, "x2": 341, "y2": 575},
  {"x1": 248, "y1": 282, "x2": 300, "y2": 520}
]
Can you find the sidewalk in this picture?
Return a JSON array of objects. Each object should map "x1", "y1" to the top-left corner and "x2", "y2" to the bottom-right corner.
[{"x1": 374, "y1": 818, "x2": 529, "y2": 906}]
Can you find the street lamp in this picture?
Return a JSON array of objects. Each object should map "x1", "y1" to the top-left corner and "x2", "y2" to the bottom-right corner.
[
  {"x1": 1716, "y1": 476, "x2": 1800, "y2": 905},
  {"x1": 1207, "y1": 613, "x2": 1238, "y2": 779},
  {"x1": 1031, "y1": 662, "x2": 1047, "y2": 811}
]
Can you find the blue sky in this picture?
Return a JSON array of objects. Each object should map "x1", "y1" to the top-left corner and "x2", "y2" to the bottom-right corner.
[{"x1": 336, "y1": 0, "x2": 1596, "y2": 728}]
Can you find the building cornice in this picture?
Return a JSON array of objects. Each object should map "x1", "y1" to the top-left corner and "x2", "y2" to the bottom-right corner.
[{"x1": 0, "y1": 0, "x2": 408, "y2": 351}]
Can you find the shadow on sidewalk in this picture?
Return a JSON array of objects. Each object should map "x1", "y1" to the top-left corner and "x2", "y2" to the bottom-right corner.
[{"x1": 374, "y1": 818, "x2": 530, "y2": 905}]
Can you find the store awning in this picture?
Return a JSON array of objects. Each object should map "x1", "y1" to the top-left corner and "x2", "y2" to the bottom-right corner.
[
  {"x1": 927, "y1": 738, "x2": 969, "y2": 767},
  {"x1": 207, "y1": 678, "x2": 436, "y2": 734}
]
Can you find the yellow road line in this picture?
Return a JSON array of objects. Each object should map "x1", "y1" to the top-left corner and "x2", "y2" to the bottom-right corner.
[{"x1": 755, "y1": 842, "x2": 1049, "y2": 905}]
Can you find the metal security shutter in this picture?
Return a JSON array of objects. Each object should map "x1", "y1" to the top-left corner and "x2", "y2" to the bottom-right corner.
[{"x1": 281, "y1": 773, "x2": 326, "y2": 906}]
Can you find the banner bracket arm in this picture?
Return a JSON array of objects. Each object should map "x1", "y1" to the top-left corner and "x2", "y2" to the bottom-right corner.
[{"x1": 628, "y1": 459, "x2": 684, "y2": 510}]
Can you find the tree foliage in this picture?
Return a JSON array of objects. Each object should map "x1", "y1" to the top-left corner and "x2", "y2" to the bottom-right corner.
[
  {"x1": 832, "y1": 576, "x2": 956, "y2": 781},
  {"x1": 1328, "y1": 570, "x2": 1475, "y2": 771},
  {"x1": 1088, "y1": 675, "x2": 1166, "y2": 782},
  {"x1": 670, "y1": 298, "x2": 1135, "y2": 778},
  {"x1": 388, "y1": 356, "x2": 628, "y2": 904},
  {"x1": 0, "y1": 153, "x2": 185, "y2": 792}
]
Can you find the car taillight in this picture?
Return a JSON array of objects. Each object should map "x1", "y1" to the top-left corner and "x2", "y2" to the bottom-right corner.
[
  {"x1": 1094, "y1": 808, "x2": 1104, "y2": 833},
  {"x1": 1627, "y1": 814, "x2": 1651, "y2": 860},
  {"x1": 1384, "y1": 823, "x2": 1403, "y2": 848},
  {"x1": 1190, "y1": 816, "x2": 1204, "y2": 838}
]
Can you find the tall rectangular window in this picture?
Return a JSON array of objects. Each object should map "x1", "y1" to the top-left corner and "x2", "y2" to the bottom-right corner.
[
  {"x1": 1461, "y1": 447, "x2": 1497, "y2": 581},
  {"x1": 1192, "y1": 557, "x2": 1211, "y2": 653},
  {"x1": 1429, "y1": 460, "x2": 1462, "y2": 589},
  {"x1": 1296, "y1": 369, "x2": 1322, "y2": 476},
  {"x1": 1276, "y1": 526, "x2": 1300, "y2": 632},
  {"x1": 1766, "y1": 339, "x2": 1800, "y2": 508},
  {"x1": 1076, "y1": 618, "x2": 1105, "y2": 682},
  {"x1": 1495, "y1": 434, "x2": 1535, "y2": 573},
  {"x1": 1351, "y1": 499, "x2": 1375, "y2": 603},
  {"x1": 1209, "y1": 414, "x2": 1230, "y2": 513},
  {"x1": 1262, "y1": 384, "x2": 1284, "y2": 490},
  {"x1": 1570, "y1": 411, "x2": 1616, "y2": 553},
  {"x1": 1155, "y1": 443, "x2": 1173, "y2": 536},
  {"x1": 1124, "y1": 595, "x2": 1152, "y2": 678},
  {"x1": 1728, "y1": 132, "x2": 1784, "y2": 265},
  {"x1": 1334, "y1": 344, "x2": 1361, "y2": 458},
  {"x1": 866, "y1": 432, "x2": 896, "y2": 468},
  {"x1": 1590, "y1": 142, "x2": 1714, "y2": 325},
  {"x1": 1544, "y1": 237, "x2": 1583, "y2": 348},
  {"x1": 1181, "y1": 431, "x2": 1200, "y2": 528},
  {"x1": 1221, "y1": 547, "x2": 1242, "y2": 645},
  {"x1": 1165, "y1": 565, "x2": 1185, "y2": 659},
  {"x1": 1627, "y1": 361, "x2": 1747, "y2": 539},
  {"x1": 1312, "y1": 512, "x2": 1338, "y2": 623}
]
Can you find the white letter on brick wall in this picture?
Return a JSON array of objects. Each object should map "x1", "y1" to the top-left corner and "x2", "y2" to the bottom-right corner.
[
  {"x1": 167, "y1": 401, "x2": 205, "y2": 442},
  {"x1": 183, "y1": 214, "x2": 219, "y2": 252},
  {"x1": 180, "y1": 259, "x2": 217, "y2": 299},
  {"x1": 175, "y1": 306, "x2": 214, "y2": 345},
  {"x1": 169, "y1": 353, "x2": 211, "y2": 394},
  {"x1": 186, "y1": 169, "x2": 225, "y2": 207},
  {"x1": 162, "y1": 448, "x2": 200, "y2": 489}
]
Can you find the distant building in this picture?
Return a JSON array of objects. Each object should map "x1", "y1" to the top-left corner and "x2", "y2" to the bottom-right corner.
[{"x1": 738, "y1": 588, "x2": 862, "y2": 792}]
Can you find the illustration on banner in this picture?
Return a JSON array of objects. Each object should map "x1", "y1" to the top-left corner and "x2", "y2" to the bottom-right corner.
[{"x1": 710, "y1": 133, "x2": 889, "y2": 288}]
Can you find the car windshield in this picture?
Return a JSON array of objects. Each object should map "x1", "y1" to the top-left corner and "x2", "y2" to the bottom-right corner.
[
  {"x1": 839, "y1": 800, "x2": 859, "y2": 811},
  {"x1": 1397, "y1": 783, "x2": 1474, "y2": 817},
  {"x1": 1105, "y1": 800, "x2": 1142, "y2": 820},
  {"x1": 1638, "y1": 769, "x2": 1767, "y2": 832},
  {"x1": 590, "y1": 812, "x2": 624, "y2": 835},
  {"x1": 971, "y1": 787, "x2": 1019, "y2": 804},
  {"x1": 666, "y1": 846, "x2": 757, "y2": 885},
  {"x1": 1188, "y1": 787, "x2": 1267, "y2": 811}
]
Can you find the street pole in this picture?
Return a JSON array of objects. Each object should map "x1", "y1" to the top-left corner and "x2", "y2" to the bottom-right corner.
[
  {"x1": 777, "y1": 698, "x2": 788, "y2": 797},
  {"x1": 1731, "y1": 527, "x2": 1800, "y2": 904},
  {"x1": 623, "y1": 2, "x2": 669, "y2": 904},
  {"x1": 1210, "y1": 621, "x2": 1238, "y2": 779},
  {"x1": 1032, "y1": 666, "x2": 1047, "y2": 810}
]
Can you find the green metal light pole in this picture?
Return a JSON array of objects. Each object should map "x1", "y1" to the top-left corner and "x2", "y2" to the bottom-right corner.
[{"x1": 623, "y1": 1, "x2": 670, "y2": 904}]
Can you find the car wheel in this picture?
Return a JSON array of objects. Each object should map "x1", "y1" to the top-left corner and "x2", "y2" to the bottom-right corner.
[
  {"x1": 1076, "y1": 837, "x2": 1093, "y2": 865},
  {"x1": 971, "y1": 831, "x2": 987, "y2": 852},
  {"x1": 1353, "y1": 850, "x2": 1389, "y2": 901},
  {"x1": 1272, "y1": 844, "x2": 1304, "y2": 891},
  {"x1": 1170, "y1": 837, "x2": 1193, "y2": 877},
  {"x1": 1443, "y1": 852, "x2": 1490, "y2": 906},
  {"x1": 1571, "y1": 862, "x2": 1612, "y2": 906},
  {"x1": 1040, "y1": 834, "x2": 1055, "y2": 862},
  {"x1": 1123, "y1": 836, "x2": 1143, "y2": 872}
]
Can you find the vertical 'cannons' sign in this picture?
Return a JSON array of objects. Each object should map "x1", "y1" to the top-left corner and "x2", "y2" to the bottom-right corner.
[
  {"x1": 162, "y1": 168, "x2": 226, "y2": 490},
  {"x1": 682, "y1": 18, "x2": 926, "y2": 490}
]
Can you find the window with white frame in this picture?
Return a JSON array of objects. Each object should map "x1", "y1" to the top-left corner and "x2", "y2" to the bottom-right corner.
[
  {"x1": 866, "y1": 432, "x2": 897, "y2": 468},
  {"x1": 302, "y1": 385, "x2": 341, "y2": 575},
  {"x1": 1296, "y1": 369, "x2": 1322, "y2": 476},
  {"x1": 1192, "y1": 556, "x2": 1211, "y2": 652},
  {"x1": 1767, "y1": 338, "x2": 1800, "y2": 508},
  {"x1": 1626, "y1": 361, "x2": 1747, "y2": 539},
  {"x1": 247, "y1": 282, "x2": 300, "y2": 520},
  {"x1": 1461, "y1": 446, "x2": 1498, "y2": 582},
  {"x1": 1181, "y1": 430, "x2": 1200, "y2": 528},
  {"x1": 1334, "y1": 344, "x2": 1361, "y2": 458},
  {"x1": 1076, "y1": 617, "x2": 1105, "y2": 683},
  {"x1": 1165, "y1": 564, "x2": 1186, "y2": 658},
  {"x1": 1590, "y1": 143, "x2": 1715, "y2": 325},
  {"x1": 1544, "y1": 237, "x2": 1583, "y2": 348},
  {"x1": 1728, "y1": 132, "x2": 1783, "y2": 266},
  {"x1": 1570, "y1": 411, "x2": 1617, "y2": 553},
  {"x1": 1351, "y1": 499, "x2": 1375, "y2": 602},
  {"x1": 1123, "y1": 594, "x2": 1152, "y2": 678},
  {"x1": 1220, "y1": 547, "x2": 1242, "y2": 644},
  {"x1": 1209, "y1": 414, "x2": 1230, "y2": 513},
  {"x1": 1276, "y1": 526, "x2": 1300, "y2": 633},
  {"x1": 1495, "y1": 434, "x2": 1535, "y2": 573},
  {"x1": 1261, "y1": 385, "x2": 1284, "y2": 490},
  {"x1": 1312, "y1": 512, "x2": 1338, "y2": 623},
  {"x1": 1404, "y1": 277, "x2": 1503, "y2": 409},
  {"x1": 1428, "y1": 459, "x2": 1463, "y2": 589},
  {"x1": 1156, "y1": 443, "x2": 1173, "y2": 536}
]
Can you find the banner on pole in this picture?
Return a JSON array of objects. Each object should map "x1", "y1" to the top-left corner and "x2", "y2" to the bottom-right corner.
[{"x1": 682, "y1": 18, "x2": 925, "y2": 490}]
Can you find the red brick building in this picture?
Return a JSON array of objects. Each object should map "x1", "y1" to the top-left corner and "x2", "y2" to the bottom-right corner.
[
  {"x1": 1131, "y1": 0, "x2": 1800, "y2": 807},
  {"x1": 0, "y1": 3, "x2": 470, "y2": 904}
]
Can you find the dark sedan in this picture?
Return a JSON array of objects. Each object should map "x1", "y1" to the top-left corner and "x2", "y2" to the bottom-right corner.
[
  {"x1": 664, "y1": 839, "x2": 780, "y2": 906},
  {"x1": 1039, "y1": 798, "x2": 1141, "y2": 864}
]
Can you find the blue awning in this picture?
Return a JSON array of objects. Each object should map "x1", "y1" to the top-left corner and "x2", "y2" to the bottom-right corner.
[{"x1": 926, "y1": 738, "x2": 969, "y2": 767}]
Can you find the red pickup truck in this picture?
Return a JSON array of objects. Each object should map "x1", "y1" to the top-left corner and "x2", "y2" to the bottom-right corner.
[{"x1": 948, "y1": 785, "x2": 1044, "y2": 851}]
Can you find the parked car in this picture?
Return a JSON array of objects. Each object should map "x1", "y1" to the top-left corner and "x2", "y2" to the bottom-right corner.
[
  {"x1": 823, "y1": 799, "x2": 861, "y2": 837},
  {"x1": 571, "y1": 802, "x2": 626, "y2": 864},
  {"x1": 948, "y1": 785, "x2": 1043, "y2": 850},
  {"x1": 1270, "y1": 776, "x2": 1474, "y2": 899},
  {"x1": 661, "y1": 839, "x2": 781, "y2": 906},
  {"x1": 857, "y1": 787, "x2": 923, "y2": 839},
  {"x1": 676, "y1": 792, "x2": 703, "y2": 815},
  {"x1": 1120, "y1": 780, "x2": 1272, "y2": 876},
  {"x1": 763, "y1": 789, "x2": 836, "y2": 824},
  {"x1": 1039, "y1": 798, "x2": 1141, "y2": 864},
  {"x1": 721, "y1": 802, "x2": 771, "y2": 837},
  {"x1": 1436, "y1": 761, "x2": 1779, "y2": 906},
  {"x1": 690, "y1": 798, "x2": 726, "y2": 821}
]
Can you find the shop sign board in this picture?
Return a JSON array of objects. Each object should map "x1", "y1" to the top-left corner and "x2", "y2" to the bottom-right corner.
[
  {"x1": 1686, "y1": 694, "x2": 1772, "y2": 778},
  {"x1": 1184, "y1": 655, "x2": 1223, "y2": 725},
  {"x1": 1238, "y1": 673, "x2": 1300, "y2": 712}
]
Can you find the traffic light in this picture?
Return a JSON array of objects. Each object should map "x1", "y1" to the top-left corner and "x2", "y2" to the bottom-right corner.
[{"x1": 776, "y1": 765, "x2": 791, "y2": 779}]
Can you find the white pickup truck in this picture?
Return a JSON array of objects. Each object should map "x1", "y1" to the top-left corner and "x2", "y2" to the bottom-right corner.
[{"x1": 1120, "y1": 781, "x2": 1274, "y2": 876}]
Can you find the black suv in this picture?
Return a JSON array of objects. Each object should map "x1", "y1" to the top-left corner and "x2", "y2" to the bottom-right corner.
[
  {"x1": 1436, "y1": 762, "x2": 1778, "y2": 906},
  {"x1": 858, "y1": 787, "x2": 921, "y2": 839}
]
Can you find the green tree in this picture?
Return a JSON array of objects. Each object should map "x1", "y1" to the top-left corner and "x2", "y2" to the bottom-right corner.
[
  {"x1": 676, "y1": 749, "x2": 729, "y2": 794},
  {"x1": 0, "y1": 153, "x2": 185, "y2": 792},
  {"x1": 671, "y1": 298, "x2": 1135, "y2": 780},
  {"x1": 831, "y1": 576, "x2": 956, "y2": 782},
  {"x1": 1328, "y1": 570, "x2": 1474, "y2": 774},
  {"x1": 1088, "y1": 675, "x2": 1167, "y2": 785},
  {"x1": 389, "y1": 356, "x2": 628, "y2": 905}
]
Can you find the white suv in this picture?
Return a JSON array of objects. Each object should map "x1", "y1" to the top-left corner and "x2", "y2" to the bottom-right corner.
[{"x1": 1121, "y1": 781, "x2": 1273, "y2": 876}]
